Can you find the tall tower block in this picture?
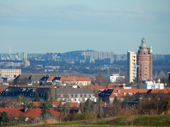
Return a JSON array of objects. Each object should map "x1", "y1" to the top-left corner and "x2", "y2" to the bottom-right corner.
[
  {"x1": 127, "y1": 51, "x2": 137, "y2": 84},
  {"x1": 137, "y1": 38, "x2": 152, "y2": 81}
]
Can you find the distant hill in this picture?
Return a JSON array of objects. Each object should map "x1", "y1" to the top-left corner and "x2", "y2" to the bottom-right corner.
[{"x1": 63, "y1": 50, "x2": 95, "y2": 55}]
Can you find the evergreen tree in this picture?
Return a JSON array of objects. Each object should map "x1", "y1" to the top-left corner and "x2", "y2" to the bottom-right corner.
[
  {"x1": 34, "y1": 92, "x2": 40, "y2": 102},
  {"x1": 0, "y1": 111, "x2": 9, "y2": 125},
  {"x1": 84, "y1": 99, "x2": 94, "y2": 113},
  {"x1": 43, "y1": 91, "x2": 49, "y2": 102},
  {"x1": 40, "y1": 102, "x2": 52, "y2": 117}
]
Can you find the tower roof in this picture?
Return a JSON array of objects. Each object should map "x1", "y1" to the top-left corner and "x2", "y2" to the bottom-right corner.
[{"x1": 141, "y1": 38, "x2": 147, "y2": 47}]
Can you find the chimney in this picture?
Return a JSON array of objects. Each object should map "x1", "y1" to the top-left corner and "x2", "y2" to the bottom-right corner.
[{"x1": 24, "y1": 108, "x2": 28, "y2": 112}]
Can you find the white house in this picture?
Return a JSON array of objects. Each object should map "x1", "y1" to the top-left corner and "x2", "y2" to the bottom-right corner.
[
  {"x1": 143, "y1": 80, "x2": 164, "y2": 89},
  {"x1": 105, "y1": 74, "x2": 125, "y2": 83},
  {"x1": 55, "y1": 88, "x2": 97, "y2": 104}
]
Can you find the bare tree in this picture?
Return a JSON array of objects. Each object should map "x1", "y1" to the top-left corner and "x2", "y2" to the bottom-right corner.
[{"x1": 95, "y1": 73, "x2": 106, "y2": 85}]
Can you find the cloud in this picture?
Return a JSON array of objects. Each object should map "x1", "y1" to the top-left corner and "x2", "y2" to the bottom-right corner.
[{"x1": 0, "y1": 2, "x2": 170, "y2": 34}]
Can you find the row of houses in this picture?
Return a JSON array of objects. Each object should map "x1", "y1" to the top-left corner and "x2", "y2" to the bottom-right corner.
[
  {"x1": 99, "y1": 87, "x2": 170, "y2": 104},
  {"x1": 14, "y1": 74, "x2": 92, "y2": 86},
  {"x1": 0, "y1": 84, "x2": 170, "y2": 122},
  {"x1": 1, "y1": 85, "x2": 170, "y2": 105},
  {"x1": 0, "y1": 108, "x2": 61, "y2": 121},
  {"x1": 0, "y1": 86, "x2": 97, "y2": 104}
]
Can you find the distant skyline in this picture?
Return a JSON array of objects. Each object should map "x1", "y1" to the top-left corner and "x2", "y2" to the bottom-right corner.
[{"x1": 0, "y1": 0, "x2": 170, "y2": 54}]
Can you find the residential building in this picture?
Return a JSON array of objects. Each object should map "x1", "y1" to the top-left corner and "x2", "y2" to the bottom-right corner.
[
  {"x1": 0, "y1": 86, "x2": 50, "y2": 99},
  {"x1": 0, "y1": 69, "x2": 21, "y2": 81},
  {"x1": 14, "y1": 73, "x2": 45, "y2": 85},
  {"x1": 127, "y1": 51, "x2": 137, "y2": 83},
  {"x1": 143, "y1": 80, "x2": 164, "y2": 89},
  {"x1": 54, "y1": 77, "x2": 91, "y2": 86},
  {"x1": 17, "y1": 52, "x2": 27, "y2": 60},
  {"x1": 55, "y1": 88, "x2": 97, "y2": 103},
  {"x1": 137, "y1": 38, "x2": 152, "y2": 80},
  {"x1": 0, "y1": 108, "x2": 61, "y2": 121},
  {"x1": 105, "y1": 74, "x2": 125, "y2": 83},
  {"x1": 100, "y1": 88, "x2": 149, "y2": 104}
]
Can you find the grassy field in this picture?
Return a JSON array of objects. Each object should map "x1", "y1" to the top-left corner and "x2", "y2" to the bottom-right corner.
[{"x1": 24, "y1": 115, "x2": 170, "y2": 127}]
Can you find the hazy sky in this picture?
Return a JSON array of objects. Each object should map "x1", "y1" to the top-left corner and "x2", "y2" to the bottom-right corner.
[{"x1": 0, "y1": 0, "x2": 170, "y2": 54}]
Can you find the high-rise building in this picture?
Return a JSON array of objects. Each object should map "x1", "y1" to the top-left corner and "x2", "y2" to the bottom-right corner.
[
  {"x1": 127, "y1": 51, "x2": 137, "y2": 83},
  {"x1": 137, "y1": 38, "x2": 152, "y2": 81}
]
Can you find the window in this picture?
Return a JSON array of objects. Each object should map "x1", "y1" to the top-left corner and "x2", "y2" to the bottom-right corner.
[{"x1": 86, "y1": 94, "x2": 89, "y2": 98}]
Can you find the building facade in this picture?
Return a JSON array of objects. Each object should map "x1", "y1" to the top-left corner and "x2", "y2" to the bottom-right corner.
[
  {"x1": 0, "y1": 69, "x2": 21, "y2": 81},
  {"x1": 105, "y1": 74, "x2": 125, "y2": 83},
  {"x1": 143, "y1": 81, "x2": 164, "y2": 89},
  {"x1": 127, "y1": 51, "x2": 137, "y2": 83},
  {"x1": 137, "y1": 38, "x2": 152, "y2": 81}
]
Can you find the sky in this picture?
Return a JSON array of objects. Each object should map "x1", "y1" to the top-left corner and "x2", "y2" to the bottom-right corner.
[{"x1": 0, "y1": 0, "x2": 170, "y2": 54}]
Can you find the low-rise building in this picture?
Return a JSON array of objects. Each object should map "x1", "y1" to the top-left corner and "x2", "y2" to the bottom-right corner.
[
  {"x1": 0, "y1": 108, "x2": 61, "y2": 121},
  {"x1": 105, "y1": 74, "x2": 125, "y2": 83},
  {"x1": 54, "y1": 77, "x2": 91, "y2": 86},
  {"x1": 0, "y1": 69, "x2": 21, "y2": 81},
  {"x1": 143, "y1": 81, "x2": 164, "y2": 89},
  {"x1": 55, "y1": 88, "x2": 97, "y2": 103}
]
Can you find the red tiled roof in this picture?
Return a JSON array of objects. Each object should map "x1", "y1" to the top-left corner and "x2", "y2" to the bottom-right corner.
[
  {"x1": 0, "y1": 108, "x2": 24, "y2": 117},
  {"x1": 80, "y1": 86, "x2": 87, "y2": 88},
  {"x1": 49, "y1": 109, "x2": 61, "y2": 116},
  {"x1": 0, "y1": 85, "x2": 8, "y2": 92},
  {"x1": 0, "y1": 108, "x2": 61, "y2": 118},
  {"x1": 110, "y1": 89, "x2": 149, "y2": 98},
  {"x1": 47, "y1": 76, "x2": 55, "y2": 81},
  {"x1": 81, "y1": 86, "x2": 105, "y2": 92},
  {"x1": 151, "y1": 89, "x2": 164, "y2": 93},
  {"x1": 53, "y1": 102, "x2": 60, "y2": 107},
  {"x1": 32, "y1": 102, "x2": 41, "y2": 107},
  {"x1": 60, "y1": 77, "x2": 91, "y2": 81},
  {"x1": 108, "y1": 83, "x2": 122, "y2": 87},
  {"x1": 24, "y1": 109, "x2": 42, "y2": 117},
  {"x1": 66, "y1": 102, "x2": 78, "y2": 108},
  {"x1": 164, "y1": 87, "x2": 170, "y2": 94}
]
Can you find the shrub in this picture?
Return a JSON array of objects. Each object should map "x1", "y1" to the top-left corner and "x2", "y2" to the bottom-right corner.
[{"x1": 64, "y1": 112, "x2": 93, "y2": 121}]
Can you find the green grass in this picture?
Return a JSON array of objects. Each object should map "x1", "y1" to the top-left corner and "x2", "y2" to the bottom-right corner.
[{"x1": 23, "y1": 115, "x2": 170, "y2": 127}]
